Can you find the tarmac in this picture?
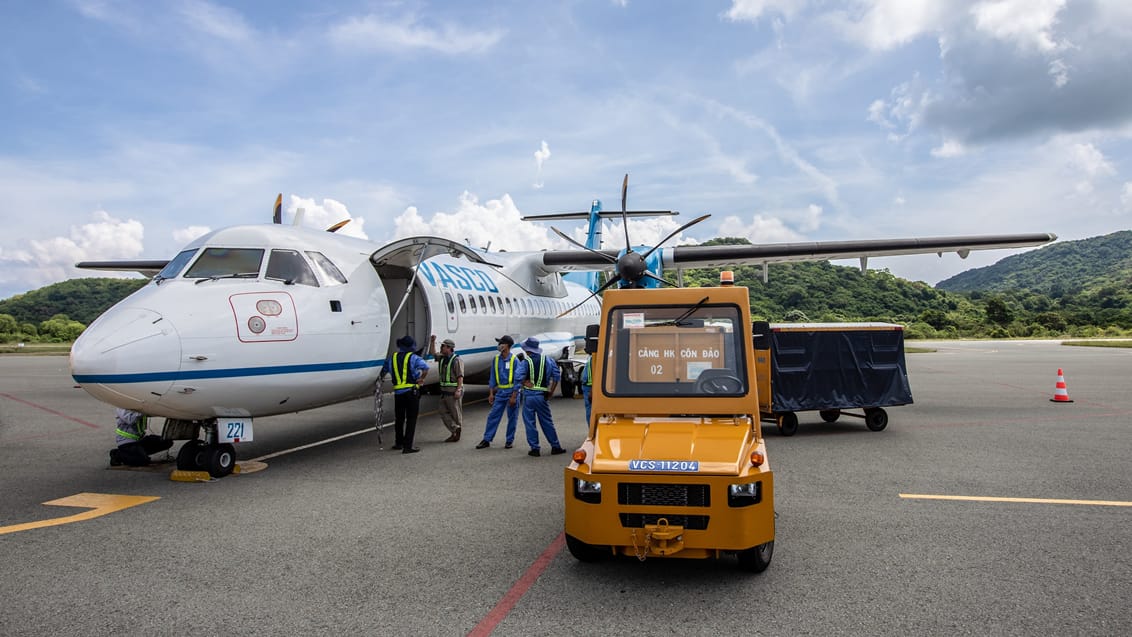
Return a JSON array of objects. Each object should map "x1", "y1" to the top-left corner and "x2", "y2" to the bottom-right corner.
[{"x1": 1, "y1": 340, "x2": 1129, "y2": 636}]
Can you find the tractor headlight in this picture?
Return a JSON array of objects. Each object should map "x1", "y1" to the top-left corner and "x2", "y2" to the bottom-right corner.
[
  {"x1": 573, "y1": 478, "x2": 602, "y2": 504},
  {"x1": 727, "y1": 481, "x2": 762, "y2": 507}
]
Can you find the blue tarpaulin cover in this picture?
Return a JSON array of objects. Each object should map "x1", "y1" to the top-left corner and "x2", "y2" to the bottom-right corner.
[{"x1": 770, "y1": 327, "x2": 913, "y2": 412}]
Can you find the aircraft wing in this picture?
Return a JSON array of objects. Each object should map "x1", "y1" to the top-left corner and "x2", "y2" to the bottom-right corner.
[
  {"x1": 540, "y1": 233, "x2": 1057, "y2": 272},
  {"x1": 75, "y1": 260, "x2": 170, "y2": 277}
]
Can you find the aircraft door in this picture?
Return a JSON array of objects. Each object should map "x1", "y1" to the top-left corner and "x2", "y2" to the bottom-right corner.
[{"x1": 442, "y1": 289, "x2": 458, "y2": 333}]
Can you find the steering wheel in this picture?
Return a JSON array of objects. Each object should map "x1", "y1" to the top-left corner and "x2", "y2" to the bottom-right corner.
[{"x1": 694, "y1": 370, "x2": 743, "y2": 395}]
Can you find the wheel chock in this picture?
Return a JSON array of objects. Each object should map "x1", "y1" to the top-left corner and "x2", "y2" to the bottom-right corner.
[{"x1": 170, "y1": 470, "x2": 213, "y2": 482}]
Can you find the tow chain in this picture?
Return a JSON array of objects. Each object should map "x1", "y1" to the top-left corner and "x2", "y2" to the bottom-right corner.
[
  {"x1": 373, "y1": 379, "x2": 385, "y2": 448},
  {"x1": 630, "y1": 529, "x2": 652, "y2": 562}
]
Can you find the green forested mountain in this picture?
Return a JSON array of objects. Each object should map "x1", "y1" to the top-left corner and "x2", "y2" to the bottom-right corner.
[
  {"x1": 936, "y1": 230, "x2": 1132, "y2": 295},
  {"x1": 0, "y1": 278, "x2": 148, "y2": 325}
]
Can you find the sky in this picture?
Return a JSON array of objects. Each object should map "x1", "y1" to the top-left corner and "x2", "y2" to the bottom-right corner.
[{"x1": 2, "y1": 0, "x2": 1132, "y2": 301}]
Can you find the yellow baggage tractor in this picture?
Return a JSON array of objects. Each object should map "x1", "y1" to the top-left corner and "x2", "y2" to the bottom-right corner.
[
  {"x1": 564, "y1": 285, "x2": 775, "y2": 572},
  {"x1": 753, "y1": 321, "x2": 912, "y2": 436}
]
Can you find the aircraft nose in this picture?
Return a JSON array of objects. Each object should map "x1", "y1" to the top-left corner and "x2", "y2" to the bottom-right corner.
[{"x1": 70, "y1": 306, "x2": 182, "y2": 410}]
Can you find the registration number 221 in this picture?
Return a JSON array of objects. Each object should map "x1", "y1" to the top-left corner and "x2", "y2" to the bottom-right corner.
[{"x1": 218, "y1": 418, "x2": 253, "y2": 443}]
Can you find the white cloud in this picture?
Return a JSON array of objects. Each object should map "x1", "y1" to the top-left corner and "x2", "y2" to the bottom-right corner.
[
  {"x1": 835, "y1": 0, "x2": 949, "y2": 51},
  {"x1": 931, "y1": 139, "x2": 967, "y2": 158},
  {"x1": 177, "y1": 0, "x2": 253, "y2": 42},
  {"x1": 287, "y1": 196, "x2": 368, "y2": 239},
  {"x1": 534, "y1": 140, "x2": 551, "y2": 170},
  {"x1": 329, "y1": 14, "x2": 504, "y2": 54},
  {"x1": 722, "y1": 213, "x2": 803, "y2": 244},
  {"x1": 393, "y1": 192, "x2": 553, "y2": 251},
  {"x1": 172, "y1": 225, "x2": 211, "y2": 245},
  {"x1": 0, "y1": 210, "x2": 145, "y2": 294},
  {"x1": 1048, "y1": 58, "x2": 1070, "y2": 88},
  {"x1": 970, "y1": 0, "x2": 1067, "y2": 53},
  {"x1": 1069, "y1": 142, "x2": 1115, "y2": 177},
  {"x1": 724, "y1": 0, "x2": 807, "y2": 23}
]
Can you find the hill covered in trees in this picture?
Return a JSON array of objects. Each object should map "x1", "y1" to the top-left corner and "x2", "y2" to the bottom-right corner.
[
  {"x1": 936, "y1": 230, "x2": 1132, "y2": 296},
  {"x1": 0, "y1": 278, "x2": 147, "y2": 341}
]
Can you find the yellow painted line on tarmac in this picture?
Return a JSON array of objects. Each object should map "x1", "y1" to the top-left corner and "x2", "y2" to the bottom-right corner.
[
  {"x1": 0, "y1": 493, "x2": 160, "y2": 535},
  {"x1": 900, "y1": 493, "x2": 1132, "y2": 507}
]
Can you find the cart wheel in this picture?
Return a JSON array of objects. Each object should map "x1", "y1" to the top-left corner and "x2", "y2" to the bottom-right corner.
[
  {"x1": 737, "y1": 540, "x2": 774, "y2": 573},
  {"x1": 777, "y1": 412, "x2": 798, "y2": 436},
  {"x1": 819, "y1": 409, "x2": 840, "y2": 423},
  {"x1": 865, "y1": 408, "x2": 888, "y2": 431},
  {"x1": 565, "y1": 534, "x2": 607, "y2": 562}
]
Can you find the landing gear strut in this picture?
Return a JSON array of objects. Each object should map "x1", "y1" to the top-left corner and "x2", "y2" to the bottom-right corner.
[{"x1": 173, "y1": 420, "x2": 237, "y2": 478}]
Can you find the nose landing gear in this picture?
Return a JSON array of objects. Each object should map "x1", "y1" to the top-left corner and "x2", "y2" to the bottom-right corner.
[{"x1": 173, "y1": 419, "x2": 237, "y2": 478}]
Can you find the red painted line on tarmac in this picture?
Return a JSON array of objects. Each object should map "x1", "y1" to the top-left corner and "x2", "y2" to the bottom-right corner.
[
  {"x1": 468, "y1": 532, "x2": 566, "y2": 637},
  {"x1": 0, "y1": 392, "x2": 101, "y2": 429}
]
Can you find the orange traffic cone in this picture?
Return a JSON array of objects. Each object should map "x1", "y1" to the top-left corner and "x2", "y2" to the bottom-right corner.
[{"x1": 1050, "y1": 368, "x2": 1073, "y2": 403}]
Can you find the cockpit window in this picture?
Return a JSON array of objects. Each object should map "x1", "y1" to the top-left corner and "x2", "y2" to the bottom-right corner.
[
  {"x1": 602, "y1": 303, "x2": 747, "y2": 398},
  {"x1": 184, "y1": 248, "x2": 264, "y2": 279},
  {"x1": 306, "y1": 251, "x2": 347, "y2": 285},
  {"x1": 266, "y1": 249, "x2": 319, "y2": 287},
  {"x1": 157, "y1": 249, "x2": 199, "y2": 280}
]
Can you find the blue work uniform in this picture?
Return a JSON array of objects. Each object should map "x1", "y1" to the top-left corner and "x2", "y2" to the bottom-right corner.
[
  {"x1": 516, "y1": 352, "x2": 563, "y2": 453},
  {"x1": 581, "y1": 357, "x2": 593, "y2": 424},
  {"x1": 482, "y1": 352, "x2": 519, "y2": 445},
  {"x1": 382, "y1": 349, "x2": 429, "y2": 451}
]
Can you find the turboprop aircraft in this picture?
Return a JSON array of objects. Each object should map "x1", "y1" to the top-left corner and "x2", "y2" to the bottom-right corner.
[{"x1": 70, "y1": 181, "x2": 1056, "y2": 476}]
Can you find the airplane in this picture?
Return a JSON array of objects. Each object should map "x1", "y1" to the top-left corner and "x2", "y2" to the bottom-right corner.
[{"x1": 70, "y1": 182, "x2": 1056, "y2": 477}]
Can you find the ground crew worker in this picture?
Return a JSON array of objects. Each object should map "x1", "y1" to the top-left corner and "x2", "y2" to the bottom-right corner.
[
  {"x1": 109, "y1": 408, "x2": 173, "y2": 466},
  {"x1": 581, "y1": 356, "x2": 593, "y2": 425},
  {"x1": 381, "y1": 335, "x2": 428, "y2": 454},
  {"x1": 515, "y1": 337, "x2": 566, "y2": 457},
  {"x1": 476, "y1": 335, "x2": 519, "y2": 449},
  {"x1": 429, "y1": 334, "x2": 464, "y2": 442}
]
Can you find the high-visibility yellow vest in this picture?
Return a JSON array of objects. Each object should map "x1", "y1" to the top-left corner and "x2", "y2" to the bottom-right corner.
[
  {"x1": 391, "y1": 353, "x2": 414, "y2": 390},
  {"x1": 115, "y1": 415, "x2": 147, "y2": 441},
  {"x1": 582, "y1": 358, "x2": 593, "y2": 387},
  {"x1": 439, "y1": 356, "x2": 459, "y2": 388},
  {"x1": 527, "y1": 354, "x2": 548, "y2": 391},
  {"x1": 493, "y1": 354, "x2": 516, "y2": 389}
]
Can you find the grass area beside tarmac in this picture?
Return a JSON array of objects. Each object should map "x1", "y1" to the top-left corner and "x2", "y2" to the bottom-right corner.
[
  {"x1": 0, "y1": 343, "x2": 72, "y2": 355},
  {"x1": 1061, "y1": 340, "x2": 1132, "y2": 348}
]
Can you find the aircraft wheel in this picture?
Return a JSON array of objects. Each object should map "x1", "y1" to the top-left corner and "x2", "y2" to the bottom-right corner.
[
  {"x1": 561, "y1": 378, "x2": 576, "y2": 399},
  {"x1": 777, "y1": 412, "x2": 798, "y2": 437},
  {"x1": 737, "y1": 540, "x2": 774, "y2": 573},
  {"x1": 565, "y1": 534, "x2": 606, "y2": 562},
  {"x1": 865, "y1": 408, "x2": 888, "y2": 432},
  {"x1": 176, "y1": 440, "x2": 207, "y2": 470},
  {"x1": 206, "y1": 443, "x2": 236, "y2": 478},
  {"x1": 819, "y1": 409, "x2": 840, "y2": 423}
]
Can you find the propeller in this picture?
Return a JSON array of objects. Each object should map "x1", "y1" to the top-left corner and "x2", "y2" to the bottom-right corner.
[
  {"x1": 555, "y1": 174, "x2": 710, "y2": 317},
  {"x1": 272, "y1": 194, "x2": 283, "y2": 224}
]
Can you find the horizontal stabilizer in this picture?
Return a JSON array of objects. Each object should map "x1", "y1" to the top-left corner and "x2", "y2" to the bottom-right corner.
[{"x1": 521, "y1": 210, "x2": 677, "y2": 221}]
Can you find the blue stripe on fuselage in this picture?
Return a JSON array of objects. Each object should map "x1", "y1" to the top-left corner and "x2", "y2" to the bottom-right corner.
[{"x1": 72, "y1": 359, "x2": 383, "y2": 384}]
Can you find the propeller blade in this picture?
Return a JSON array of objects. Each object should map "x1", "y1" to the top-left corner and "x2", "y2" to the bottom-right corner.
[
  {"x1": 552, "y1": 226, "x2": 617, "y2": 263},
  {"x1": 641, "y1": 270, "x2": 678, "y2": 287},
  {"x1": 640, "y1": 213, "x2": 711, "y2": 261},
  {"x1": 273, "y1": 194, "x2": 283, "y2": 224},
  {"x1": 326, "y1": 219, "x2": 351, "y2": 233},
  {"x1": 556, "y1": 275, "x2": 621, "y2": 318},
  {"x1": 620, "y1": 174, "x2": 631, "y2": 249}
]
